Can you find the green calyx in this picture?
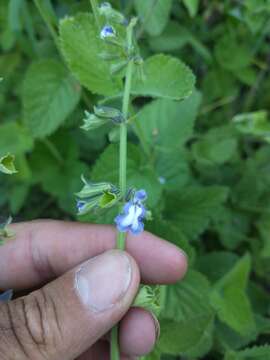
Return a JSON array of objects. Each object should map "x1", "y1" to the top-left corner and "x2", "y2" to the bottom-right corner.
[
  {"x1": 76, "y1": 176, "x2": 121, "y2": 215},
  {"x1": 0, "y1": 153, "x2": 17, "y2": 175},
  {"x1": 81, "y1": 106, "x2": 125, "y2": 131},
  {"x1": 133, "y1": 285, "x2": 161, "y2": 317}
]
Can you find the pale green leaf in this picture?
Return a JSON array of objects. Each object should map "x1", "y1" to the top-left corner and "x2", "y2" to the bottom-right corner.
[
  {"x1": 159, "y1": 270, "x2": 214, "y2": 356},
  {"x1": 166, "y1": 186, "x2": 229, "y2": 239},
  {"x1": 182, "y1": 0, "x2": 200, "y2": 17},
  {"x1": 23, "y1": 59, "x2": 80, "y2": 138},
  {"x1": 225, "y1": 344, "x2": 270, "y2": 360},
  {"x1": 132, "y1": 54, "x2": 195, "y2": 100},
  {"x1": 211, "y1": 254, "x2": 256, "y2": 336},
  {"x1": 0, "y1": 122, "x2": 33, "y2": 157},
  {"x1": 192, "y1": 126, "x2": 238, "y2": 166},
  {"x1": 135, "y1": 91, "x2": 201, "y2": 152},
  {"x1": 215, "y1": 34, "x2": 253, "y2": 71},
  {"x1": 134, "y1": 0, "x2": 172, "y2": 36},
  {"x1": 59, "y1": 13, "x2": 122, "y2": 96}
]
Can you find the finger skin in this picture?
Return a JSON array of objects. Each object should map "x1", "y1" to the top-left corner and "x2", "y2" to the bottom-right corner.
[
  {"x1": 0, "y1": 250, "x2": 140, "y2": 360},
  {"x1": 0, "y1": 220, "x2": 187, "y2": 290},
  {"x1": 119, "y1": 308, "x2": 157, "y2": 356}
]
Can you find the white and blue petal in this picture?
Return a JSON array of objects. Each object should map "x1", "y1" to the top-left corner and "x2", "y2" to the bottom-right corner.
[{"x1": 114, "y1": 190, "x2": 147, "y2": 235}]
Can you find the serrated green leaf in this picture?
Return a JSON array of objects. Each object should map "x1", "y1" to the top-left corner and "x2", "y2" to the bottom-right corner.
[
  {"x1": 225, "y1": 344, "x2": 270, "y2": 360},
  {"x1": 0, "y1": 122, "x2": 33, "y2": 157},
  {"x1": 59, "y1": 13, "x2": 122, "y2": 96},
  {"x1": 149, "y1": 21, "x2": 212, "y2": 62},
  {"x1": 23, "y1": 59, "x2": 80, "y2": 138},
  {"x1": 215, "y1": 33, "x2": 253, "y2": 71},
  {"x1": 192, "y1": 126, "x2": 238, "y2": 166},
  {"x1": 135, "y1": 91, "x2": 201, "y2": 152},
  {"x1": 134, "y1": 0, "x2": 172, "y2": 36},
  {"x1": 196, "y1": 251, "x2": 239, "y2": 283},
  {"x1": 166, "y1": 186, "x2": 229, "y2": 239},
  {"x1": 29, "y1": 131, "x2": 88, "y2": 214},
  {"x1": 91, "y1": 144, "x2": 162, "y2": 207},
  {"x1": 132, "y1": 54, "x2": 195, "y2": 100},
  {"x1": 211, "y1": 254, "x2": 256, "y2": 336},
  {"x1": 159, "y1": 270, "x2": 214, "y2": 356}
]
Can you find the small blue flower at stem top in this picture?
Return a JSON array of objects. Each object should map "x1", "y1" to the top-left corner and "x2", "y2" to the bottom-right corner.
[
  {"x1": 100, "y1": 25, "x2": 116, "y2": 39},
  {"x1": 115, "y1": 189, "x2": 147, "y2": 235}
]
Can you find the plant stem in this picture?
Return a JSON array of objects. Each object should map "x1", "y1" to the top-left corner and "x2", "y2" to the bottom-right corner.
[
  {"x1": 90, "y1": 0, "x2": 101, "y2": 29},
  {"x1": 33, "y1": 0, "x2": 59, "y2": 48},
  {"x1": 110, "y1": 326, "x2": 120, "y2": 359},
  {"x1": 111, "y1": 21, "x2": 135, "y2": 360},
  {"x1": 116, "y1": 48, "x2": 134, "y2": 250}
]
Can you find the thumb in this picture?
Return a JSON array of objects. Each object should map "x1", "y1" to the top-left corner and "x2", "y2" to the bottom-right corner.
[{"x1": 1, "y1": 250, "x2": 140, "y2": 360}]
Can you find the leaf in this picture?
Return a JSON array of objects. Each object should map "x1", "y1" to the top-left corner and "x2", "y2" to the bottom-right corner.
[
  {"x1": 134, "y1": 0, "x2": 172, "y2": 36},
  {"x1": 59, "y1": 13, "x2": 122, "y2": 96},
  {"x1": 29, "y1": 131, "x2": 88, "y2": 215},
  {"x1": 196, "y1": 251, "x2": 239, "y2": 283},
  {"x1": 135, "y1": 90, "x2": 201, "y2": 152},
  {"x1": 149, "y1": 21, "x2": 212, "y2": 62},
  {"x1": 132, "y1": 54, "x2": 195, "y2": 100},
  {"x1": 210, "y1": 254, "x2": 256, "y2": 336},
  {"x1": 159, "y1": 270, "x2": 214, "y2": 356},
  {"x1": 165, "y1": 186, "x2": 229, "y2": 239},
  {"x1": 0, "y1": 122, "x2": 33, "y2": 157},
  {"x1": 192, "y1": 126, "x2": 238, "y2": 166},
  {"x1": 91, "y1": 144, "x2": 162, "y2": 207},
  {"x1": 23, "y1": 59, "x2": 81, "y2": 138},
  {"x1": 182, "y1": 0, "x2": 200, "y2": 17},
  {"x1": 225, "y1": 344, "x2": 270, "y2": 360},
  {"x1": 257, "y1": 213, "x2": 270, "y2": 258},
  {"x1": 215, "y1": 33, "x2": 253, "y2": 71}
]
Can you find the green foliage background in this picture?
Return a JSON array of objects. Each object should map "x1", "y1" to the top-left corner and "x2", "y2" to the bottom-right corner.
[{"x1": 1, "y1": 0, "x2": 270, "y2": 358}]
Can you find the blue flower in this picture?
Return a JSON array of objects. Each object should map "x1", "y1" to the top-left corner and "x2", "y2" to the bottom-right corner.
[
  {"x1": 115, "y1": 190, "x2": 147, "y2": 235},
  {"x1": 100, "y1": 25, "x2": 116, "y2": 39}
]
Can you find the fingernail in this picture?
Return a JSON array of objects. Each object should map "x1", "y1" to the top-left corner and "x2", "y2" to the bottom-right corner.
[
  {"x1": 151, "y1": 313, "x2": 160, "y2": 340},
  {"x1": 75, "y1": 250, "x2": 132, "y2": 312}
]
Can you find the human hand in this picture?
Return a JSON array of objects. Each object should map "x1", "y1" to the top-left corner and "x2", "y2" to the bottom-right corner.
[{"x1": 0, "y1": 220, "x2": 187, "y2": 359}]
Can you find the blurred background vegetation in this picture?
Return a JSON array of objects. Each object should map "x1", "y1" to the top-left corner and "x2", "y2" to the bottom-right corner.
[{"x1": 1, "y1": 1, "x2": 270, "y2": 359}]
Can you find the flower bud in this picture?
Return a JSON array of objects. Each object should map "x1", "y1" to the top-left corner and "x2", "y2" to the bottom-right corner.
[
  {"x1": 99, "y1": 3, "x2": 126, "y2": 24},
  {"x1": 94, "y1": 106, "x2": 124, "y2": 123},
  {"x1": 76, "y1": 177, "x2": 120, "y2": 215},
  {"x1": 81, "y1": 111, "x2": 108, "y2": 131},
  {"x1": 0, "y1": 153, "x2": 17, "y2": 175}
]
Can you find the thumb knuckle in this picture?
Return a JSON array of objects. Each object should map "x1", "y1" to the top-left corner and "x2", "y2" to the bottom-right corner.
[{"x1": 0, "y1": 288, "x2": 63, "y2": 360}]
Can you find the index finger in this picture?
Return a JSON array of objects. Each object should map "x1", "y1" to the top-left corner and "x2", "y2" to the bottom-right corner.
[{"x1": 0, "y1": 220, "x2": 187, "y2": 290}]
